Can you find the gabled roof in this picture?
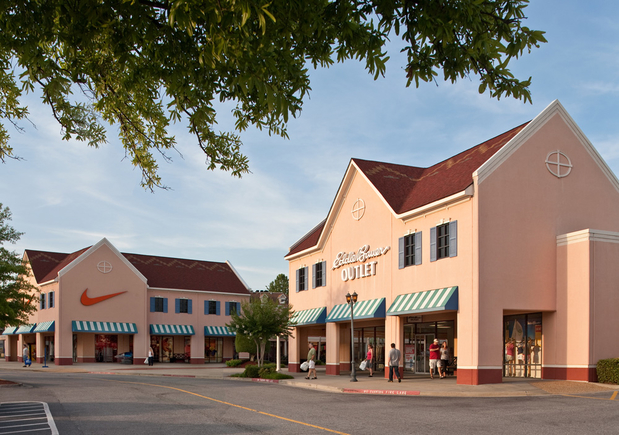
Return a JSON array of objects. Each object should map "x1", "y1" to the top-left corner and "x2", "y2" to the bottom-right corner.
[
  {"x1": 286, "y1": 121, "x2": 529, "y2": 258},
  {"x1": 25, "y1": 244, "x2": 250, "y2": 295}
]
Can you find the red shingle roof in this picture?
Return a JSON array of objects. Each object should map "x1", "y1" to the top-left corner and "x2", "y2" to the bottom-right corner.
[
  {"x1": 25, "y1": 248, "x2": 250, "y2": 294},
  {"x1": 287, "y1": 122, "x2": 529, "y2": 257}
]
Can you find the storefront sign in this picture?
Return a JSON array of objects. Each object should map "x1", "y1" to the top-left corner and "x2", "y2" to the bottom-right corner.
[
  {"x1": 333, "y1": 244, "x2": 390, "y2": 282},
  {"x1": 407, "y1": 316, "x2": 423, "y2": 323}
]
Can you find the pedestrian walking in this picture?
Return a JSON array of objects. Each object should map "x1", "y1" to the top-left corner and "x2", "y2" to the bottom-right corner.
[
  {"x1": 429, "y1": 338, "x2": 440, "y2": 379},
  {"x1": 387, "y1": 343, "x2": 401, "y2": 383},
  {"x1": 306, "y1": 342, "x2": 317, "y2": 380}
]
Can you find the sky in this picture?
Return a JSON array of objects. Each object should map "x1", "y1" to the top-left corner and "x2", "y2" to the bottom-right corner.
[{"x1": 2, "y1": 1, "x2": 619, "y2": 291}]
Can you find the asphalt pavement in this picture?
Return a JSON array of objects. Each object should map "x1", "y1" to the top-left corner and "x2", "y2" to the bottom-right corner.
[{"x1": 1, "y1": 359, "x2": 618, "y2": 398}]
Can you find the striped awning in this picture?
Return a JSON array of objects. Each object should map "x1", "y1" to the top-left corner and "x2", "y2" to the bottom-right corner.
[
  {"x1": 34, "y1": 321, "x2": 55, "y2": 333},
  {"x1": 326, "y1": 298, "x2": 386, "y2": 322},
  {"x1": 387, "y1": 286, "x2": 458, "y2": 315},
  {"x1": 72, "y1": 321, "x2": 138, "y2": 334},
  {"x1": 292, "y1": 307, "x2": 327, "y2": 326},
  {"x1": 2, "y1": 326, "x2": 18, "y2": 335},
  {"x1": 204, "y1": 326, "x2": 235, "y2": 337},
  {"x1": 16, "y1": 324, "x2": 37, "y2": 334},
  {"x1": 150, "y1": 324, "x2": 195, "y2": 335}
]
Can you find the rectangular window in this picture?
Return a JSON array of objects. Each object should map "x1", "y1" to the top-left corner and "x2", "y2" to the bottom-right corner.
[
  {"x1": 179, "y1": 299, "x2": 189, "y2": 313},
  {"x1": 404, "y1": 234, "x2": 415, "y2": 266},
  {"x1": 40, "y1": 293, "x2": 46, "y2": 310},
  {"x1": 49, "y1": 292, "x2": 55, "y2": 308},
  {"x1": 207, "y1": 301, "x2": 218, "y2": 315},
  {"x1": 437, "y1": 223, "x2": 449, "y2": 259},
  {"x1": 399, "y1": 232, "x2": 422, "y2": 269},
  {"x1": 229, "y1": 302, "x2": 237, "y2": 315},
  {"x1": 312, "y1": 261, "x2": 327, "y2": 288},
  {"x1": 155, "y1": 297, "x2": 164, "y2": 312},
  {"x1": 296, "y1": 266, "x2": 308, "y2": 292}
]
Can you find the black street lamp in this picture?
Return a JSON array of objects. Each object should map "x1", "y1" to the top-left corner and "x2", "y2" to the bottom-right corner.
[{"x1": 346, "y1": 291, "x2": 358, "y2": 382}]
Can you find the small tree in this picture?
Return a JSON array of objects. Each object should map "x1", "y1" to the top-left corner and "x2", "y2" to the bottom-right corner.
[
  {"x1": 0, "y1": 204, "x2": 37, "y2": 328},
  {"x1": 227, "y1": 295, "x2": 294, "y2": 367},
  {"x1": 265, "y1": 273, "x2": 289, "y2": 296}
]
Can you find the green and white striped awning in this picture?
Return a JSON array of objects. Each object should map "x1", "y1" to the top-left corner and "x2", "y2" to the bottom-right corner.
[
  {"x1": 33, "y1": 321, "x2": 55, "y2": 333},
  {"x1": 326, "y1": 298, "x2": 386, "y2": 322},
  {"x1": 150, "y1": 324, "x2": 195, "y2": 335},
  {"x1": 387, "y1": 286, "x2": 458, "y2": 315},
  {"x1": 2, "y1": 326, "x2": 18, "y2": 335},
  {"x1": 72, "y1": 321, "x2": 138, "y2": 334},
  {"x1": 204, "y1": 326, "x2": 235, "y2": 337},
  {"x1": 292, "y1": 307, "x2": 327, "y2": 326},
  {"x1": 16, "y1": 324, "x2": 37, "y2": 334}
]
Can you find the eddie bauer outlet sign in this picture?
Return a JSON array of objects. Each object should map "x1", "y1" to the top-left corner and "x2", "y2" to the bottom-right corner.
[{"x1": 332, "y1": 244, "x2": 390, "y2": 282}]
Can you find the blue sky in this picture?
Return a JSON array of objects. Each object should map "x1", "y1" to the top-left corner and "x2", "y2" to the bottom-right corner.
[{"x1": 2, "y1": 1, "x2": 618, "y2": 291}]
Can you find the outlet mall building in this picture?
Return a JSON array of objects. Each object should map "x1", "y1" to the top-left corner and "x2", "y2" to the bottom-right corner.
[
  {"x1": 1, "y1": 238, "x2": 250, "y2": 365},
  {"x1": 286, "y1": 101, "x2": 619, "y2": 385}
]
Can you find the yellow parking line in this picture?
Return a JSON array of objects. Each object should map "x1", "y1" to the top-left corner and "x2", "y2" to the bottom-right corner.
[
  {"x1": 559, "y1": 393, "x2": 618, "y2": 401},
  {"x1": 104, "y1": 379, "x2": 350, "y2": 435},
  {"x1": 611, "y1": 391, "x2": 617, "y2": 401}
]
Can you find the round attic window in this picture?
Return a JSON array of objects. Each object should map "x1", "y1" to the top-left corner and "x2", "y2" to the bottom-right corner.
[
  {"x1": 97, "y1": 261, "x2": 113, "y2": 274},
  {"x1": 545, "y1": 150, "x2": 572, "y2": 178},
  {"x1": 351, "y1": 198, "x2": 366, "y2": 221}
]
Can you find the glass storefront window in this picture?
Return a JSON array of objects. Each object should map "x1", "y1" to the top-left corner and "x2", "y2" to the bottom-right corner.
[
  {"x1": 205, "y1": 337, "x2": 223, "y2": 363},
  {"x1": 504, "y1": 313, "x2": 542, "y2": 378},
  {"x1": 95, "y1": 334, "x2": 118, "y2": 362},
  {"x1": 352, "y1": 327, "x2": 385, "y2": 371},
  {"x1": 403, "y1": 321, "x2": 455, "y2": 373}
]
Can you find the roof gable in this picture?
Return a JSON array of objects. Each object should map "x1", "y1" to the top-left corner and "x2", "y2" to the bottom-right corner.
[
  {"x1": 25, "y1": 239, "x2": 250, "y2": 294},
  {"x1": 286, "y1": 121, "x2": 529, "y2": 258}
]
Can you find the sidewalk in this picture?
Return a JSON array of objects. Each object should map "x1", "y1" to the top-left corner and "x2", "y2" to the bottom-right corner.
[{"x1": 2, "y1": 360, "x2": 617, "y2": 397}]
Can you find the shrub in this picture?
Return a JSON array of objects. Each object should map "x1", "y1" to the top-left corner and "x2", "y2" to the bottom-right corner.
[
  {"x1": 262, "y1": 371, "x2": 294, "y2": 380},
  {"x1": 597, "y1": 358, "x2": 619, "y2": 384},
  {"x1": 242, "y1": 364, "x2": 261, "y2": 379},
  {"x1": 226, "y1": 359, "x2": 243, "y2": 367}
]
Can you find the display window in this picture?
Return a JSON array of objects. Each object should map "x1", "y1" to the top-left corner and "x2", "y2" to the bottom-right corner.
[
  {"x1": 503, "y1": 313, "x2": 542, "y2": 378},
  {"x1": 205, "y1": 337, "x2": 223, "y2": 363},
  {"x1": 95, "y1": 334, "x2": 118, "y2": 362}
]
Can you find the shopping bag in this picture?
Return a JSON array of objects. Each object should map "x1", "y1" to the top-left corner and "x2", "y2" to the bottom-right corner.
[
  {"x1": 144, "y1": 357, "x2": 149, "y2": 364},
  {"x1": 300, "y1": 361, "x2": 309, "y2": 371},
  {"x1": 359, "y1": 360, "x2": 367, "y2": 371}
]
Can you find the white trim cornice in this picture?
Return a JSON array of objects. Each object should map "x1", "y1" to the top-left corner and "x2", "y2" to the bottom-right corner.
[
  {"x1": 147, "y1": 287, "x2": 251, "y2": 296},
  {"x1": 557, "y1": 229, "x2": 619, "y2": 246}
]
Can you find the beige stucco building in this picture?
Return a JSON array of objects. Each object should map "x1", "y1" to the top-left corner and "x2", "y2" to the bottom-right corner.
[
  {"x1": 2, "y1": 238, "x2": 250, "y2": 365},
  {"x1": 285, "y1": 100, "x2": 619, "y2": 384}
]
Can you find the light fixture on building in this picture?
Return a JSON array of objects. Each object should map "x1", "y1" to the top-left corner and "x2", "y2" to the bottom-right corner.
[{"x1": 345, "y1": 291, "x2": 358, "y2": 382}]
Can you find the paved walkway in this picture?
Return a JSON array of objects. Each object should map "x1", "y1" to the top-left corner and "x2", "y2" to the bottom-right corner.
[{"x1": 1, "y1": 360, "x2": 618, "y2": 397}]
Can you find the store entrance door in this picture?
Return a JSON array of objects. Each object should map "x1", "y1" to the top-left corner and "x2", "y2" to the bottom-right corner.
[{"x1": 414, "y1": 334, "x2": 434, "y2": 374}]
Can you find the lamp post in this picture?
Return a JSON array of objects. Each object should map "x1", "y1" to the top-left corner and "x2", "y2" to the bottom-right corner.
[{"x1": 346, "y1": 291, "x2": 358, "y2": 382}]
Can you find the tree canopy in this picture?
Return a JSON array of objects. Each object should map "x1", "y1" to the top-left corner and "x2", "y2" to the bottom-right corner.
[
  {"x1": 265, "y1": 273, "x2": 289, "y2": 295},
  {"x1": 0, "y1": 204, "x2": 37, "y2": 329},
  {"x1": 227, "y1": 295, "x2": 294, "y2": 367},
  {"x1": 0, "y1": 1, "x2": 546, "y2": 190}
]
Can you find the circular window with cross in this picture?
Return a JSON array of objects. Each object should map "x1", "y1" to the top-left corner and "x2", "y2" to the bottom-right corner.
[
  {"x1": 351, "y1": 198, "x2": 366, "y2": 221},
  {"x1": 97, "y1": 261, "x2": 113, "y2": 274},
  {"x1": 545, "y1": 150, "x2": 572, "y2": 178}
]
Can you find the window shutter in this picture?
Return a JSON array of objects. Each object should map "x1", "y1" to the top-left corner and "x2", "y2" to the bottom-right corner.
[
  {"x1": 322, "y1": 261, "x2": 327, "y2": 286},
  {"x1": 175, "y1": 298, "x2": 180, "y2": 313},
  {"x1": 236, "y1": 302, "x2": 241, "y2": 315},
  {"x1": 225, "y1": 302, "x2": 230, "y2": 316},
  {"x1": 430, "y1": 227, "x2": 437, "y2": 262},
  {"x1": 398, "y1": 236, "x2": 405, "y2": 269},
  {"x1": 216, "y1": 301, "x2": 221, "y2": 316},
  {"x1": 204, "y1": 301, "x2": 208, "y2": 315},
  {"x1": 312, "y1": 263, "x2": 317, "y2": 289},
  {"x1": 303, "y1": 267, "x2": 308, "y2": 292},
  {"x1": 150, "y1": 297, "x2": 156, "y2": 312},
  {"x1": 296, "y1": 269, "x2": 300, "y2": 293},
  {"x1": 414, "y1": 231, "x2": 422, "y2": 265},
  {"x1": 449, "y1": 221, "x2": 458, "y2": 257},
  {"x1": 163, "y1": 298, "x2": 168, "y2": 313},
  {"x1": 188, "y1": 299, "x2": 193, "y2": 314}
]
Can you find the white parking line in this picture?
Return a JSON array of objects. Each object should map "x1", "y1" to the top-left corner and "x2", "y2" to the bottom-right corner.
[{"x1": 0, "y1": 402, "x2": 58, "y2": 435}]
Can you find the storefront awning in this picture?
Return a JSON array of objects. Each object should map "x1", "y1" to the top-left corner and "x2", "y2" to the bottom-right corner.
[
  {"x1": 326, "y1": 298, "x2": 386, "y2": 322},
  {"x1": 33, "y1": 321, "x2": 55, "y2": 333},
  {"x1": 2, "y1": 326, "x2": 18, "y2": 335},
  {"x1": 72, "y1": 321, "x2": 138, "y2": 334},
  {"x1": 387, "y1": 286, "x2": 458, "y2": 316},
  {"x1": 150, "y1": 324, "x2": 195, "y2": 335},
  {"x1": 16, "y1": 324, "x2": 37, "y2": 334},
  {"x1": 204, "y1": 326, "x2": 235, "y2": 337},
  {"x1": 292, "y1": 307, "x2": 327, "y2": 326}
]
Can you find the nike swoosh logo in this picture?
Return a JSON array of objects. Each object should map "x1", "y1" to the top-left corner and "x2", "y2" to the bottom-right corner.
[{"x1": 81, "y1": 288, "x2": 128, "y2": 306}]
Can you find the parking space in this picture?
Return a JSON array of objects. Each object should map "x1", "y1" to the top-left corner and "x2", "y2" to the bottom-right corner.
[{"x1": 0, "y1": 402, "x2": 58, "y2": 435}]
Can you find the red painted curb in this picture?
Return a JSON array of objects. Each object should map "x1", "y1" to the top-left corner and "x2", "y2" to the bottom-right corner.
[
  {"x1": 251, "y1": 378, "x2": 280, "y2": 384},
  {"x1": 342, "y1": 388, "x2": 420, "y2": 396}
]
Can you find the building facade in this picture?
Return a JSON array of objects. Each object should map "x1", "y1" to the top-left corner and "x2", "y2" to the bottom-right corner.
[
  {"x1": 2, "y1": 238, "x2": 251, "y2": 365},
  {"x1": 286, "y1": 100, "x2": 619, "y2": 385}
]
